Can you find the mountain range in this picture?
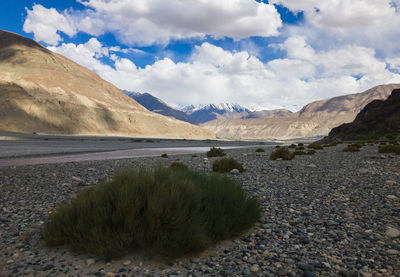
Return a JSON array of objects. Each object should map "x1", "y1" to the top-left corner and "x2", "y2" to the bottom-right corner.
[
  {"x1": 0, "y1": 30, "x2": 214, "y2": 139},
  {"x1": 203, "y1": 84, "x2": 400, "y2": 140}
]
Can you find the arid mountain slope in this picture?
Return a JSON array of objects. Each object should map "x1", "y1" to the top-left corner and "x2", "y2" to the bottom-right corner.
[
  {"x1": 0, "y1": 30, "x2": 214, "y2": 139},
  {"x1": 323, "y1": 89, "x2": 400, "y2": 141},
  {"x1": 203, "y1": 84, "x2": 400, "y2": 140}
]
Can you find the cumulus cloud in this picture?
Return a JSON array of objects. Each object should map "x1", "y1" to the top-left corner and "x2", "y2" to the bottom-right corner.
[
  {"x1": 271, "y1": 0, "x2": 395, "y2": 28},
  {"x1": 23, "y1": 4, "x2": 77, "y2": 45},
  {"x1": 48, "y1": 38, "x2": 400, "y2": 111},
  {"x1": 24, "y1": 0, "x2": 282, "y2": 46}
]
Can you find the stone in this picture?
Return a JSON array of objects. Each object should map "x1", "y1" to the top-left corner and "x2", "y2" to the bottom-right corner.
[
  {"x1": 230, "y1": 169, "x2": 240, "y2": 175},
  {"x1": 307, "y1": 164, "x2": 317, "y2": 168},
  {"x1": 242, "y1": 268, "x2": 251, "y2": 276},
  {"x1": 86, "y1": 259, "x2": 95, "y2": 266},
  {"x1": 191, "y1": 258, "x2": 200, "y2": 263},
  {"x1": 303, "y1": 271, "x2": 316, "y2": 277},
  {"x1": 42, "y1": 265, "x2": 54, "y2": 271},
  {"x1": 385, "y1": 227, "x2": 400, "y2": 238},
  {"x1": 123, "y1": 260, "x2": 131, "y2": 266},
  {"x1": 250, "y1": 265, "x2": 259, "y2": 273},
  {"x1": 277, "y1": 269, "x2": 288, "y2": 276},
  {"x1": 387, "y1": 249, "x2": 399, "y2": 255},
  {"x1": 387, "y1": 195, "x2": 398, "y2": 200}
]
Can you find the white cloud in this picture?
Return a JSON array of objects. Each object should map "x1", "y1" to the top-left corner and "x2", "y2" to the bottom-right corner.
[
  {"x1": 23, "y1": 4, "x2": 77, "y2": 45},
  {"x1": 24, "y1": 1, "x2": 282, "y2": 46},
  {"x1": 271, "y1": 0, "x2": 395, "y2": 28},
  {"x1": 48, "y1": 39, "x2": 400, "y2": 111}
]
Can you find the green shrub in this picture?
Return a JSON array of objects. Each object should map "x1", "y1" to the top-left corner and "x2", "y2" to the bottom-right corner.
[
  {"x1": 343, "y1": 145, "x2": 360, "y2": 152},
  {"x1": 206, "y1": 147, "x2": 226, "y2": 157},
  {"x1": 191, "y1": 154, "x2": 198, "y2": 158},
  {"x1": 275, "y1": 145, "x2": 281, "y2": 148},
  {"x1": 255, "y1": 148, "x2": 265, "y2": 152},
  {"x1": 351, "y1": 142, "x2": 364, "y2": 148},
  {"x1": 161, "y1": 153, "x2": 168, "y2": 158},
  {"x1": 296, "y1": 146, "x2": 305, "y2": 150},
  {"x1": 212, "y1": 158, "x2": 245, "y2": 173},
  {"x1": 307, "y1": 150, "x2": 316, "y2": 155},
  {"x1": 270, "y1": 147, "x2": 295, "y2": 160},
  {"x1": 380, "y1": 141, "x2": 387, "y2": 145},
  {"x1": 308, "y1": 144, "x2": 323, "y2": 150},
  {"x1": 293, "y1": 150, "x2": 306, "y2": 156},
  {"x1": 43, "y1": 166, "x2": 260, "y2": 260},
  {"x1": 298, "y1": 143, "x2": 304, "y2": 147},
  {"x1": 169, "y1": 162, "x2": 188, "y2": 171},
  {"x1": 288, "y1": 144, "x2": 296, "y2": 149},
  {"x1": 379, "y1": 144, "x2": 400, "y2": 155}
]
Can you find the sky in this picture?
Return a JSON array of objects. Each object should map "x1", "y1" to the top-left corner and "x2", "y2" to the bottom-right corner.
[{"x1": 2, "y1": 0, "x2": 400, "y2": 111}]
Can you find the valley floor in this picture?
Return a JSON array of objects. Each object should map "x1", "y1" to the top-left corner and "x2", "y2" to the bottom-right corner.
[{"x1": 0, "y1": 145, "x2": 399, "y2": 276}]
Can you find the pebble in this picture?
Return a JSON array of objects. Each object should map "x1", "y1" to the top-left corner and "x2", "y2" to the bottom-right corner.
[
  {"x1": 385, "y1": 227, "x2": 400, "y2": 238},
  {"x1": 123, "y1": 260, "x2": 131, "y2": 266},
  {"x1": 86, "y1": 258, "x2": 95, "y2": 266},
  {"x1": 0, "y1": 145, "x2": 399, "y2": 277},
  {"x1": 250, "y1": 265, "x2": 259, "y2": 273},
  {"x1": 230, "y1": 168, "x2": 240, "y2": 174}
]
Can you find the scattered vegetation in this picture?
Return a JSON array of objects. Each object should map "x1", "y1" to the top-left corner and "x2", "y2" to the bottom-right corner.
[
  {"x1": 298, "y1": 143, "x2": 304, "y2": 147},
  {"x1": 307, "y1": 150, "x2": 317, "y2": 155},
  {"x1": 169, "y1": 161, "x2": 188, "y2": 171},
  {"x1": 295, "y1": 146, "x2": 305, "y2": 150},
  {"x1": 343, "y1": 145, "x2": 360, "y2": 152},
  {"x1": 43, "y1": 166, "x2": 260, "y2": 260},
  {"x1": 379, "y1": 144, "x2": 400, "y2": 155},
  {"x1": 161, "y1": 153, "x2": 168, "y2": 158},
  {"x1": 270, "y1": 147, "x2": 295, "y2": 160},
  {"x1": 288, "y1": 144, "x2": 296, "y2": 149},
  {"x1": 307, "y1": 144, "x2": 323, "y2": 150},
  {"x1": 255, "y1": 148, "x2": 265, "y2": 152},
  {"x1": 212, "y1": 158, "x2": 245, "y2": 173},
  {"x1": 293, "y1": 150, "x2": 306, "y2": 156},
  {"x1": 206, "y1": 147, "x2": 226, "y2": 158},
  {"x1": 191, "y1": 154, "x2": 198, "y2": 158}
]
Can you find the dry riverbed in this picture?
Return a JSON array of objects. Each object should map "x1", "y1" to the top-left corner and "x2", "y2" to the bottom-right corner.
[{"x1": 0, "y1": 144, "x2": 399, "y2": 277}]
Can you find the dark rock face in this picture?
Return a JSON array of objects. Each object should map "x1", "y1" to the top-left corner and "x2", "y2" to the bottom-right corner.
[{"x1": 324, "y1": 89, "x2": 400, "y2": 141}]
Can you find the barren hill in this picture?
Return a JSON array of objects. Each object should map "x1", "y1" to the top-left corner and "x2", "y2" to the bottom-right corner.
[
  {"x1": 0, "y1": 30, "x2": 214, "y2": 139},
  {"x1": 203, "y1": 84, "x2": 400, "y2": 140}
]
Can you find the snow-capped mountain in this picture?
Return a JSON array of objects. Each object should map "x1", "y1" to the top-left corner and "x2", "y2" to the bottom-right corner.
[
  {"x1": 182, "y1": 103, "x2": 252, "y2": 124},
  {"x1": 123, "y1": 91, "x2": 198, "y2": 124}
]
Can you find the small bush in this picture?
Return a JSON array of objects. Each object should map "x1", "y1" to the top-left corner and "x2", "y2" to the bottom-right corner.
[
  {"x1": 43, "y1": 166, "x2": 260, "y2": 260},
  {"x1": 161, "y1": 153, "x2": 168, "y2": 158},
  {"x1": 380, "y1": 141, "x2": 387, "y2": 145},
  {"x1": 307, "y1": 150, "x2": 316, "y2": 155},
  {"x1": 298, "y1": 143, "x2": 304, "y2": 147},
  {"x1": 308, "y1": 144, "x2": 323, "y2": 150},
  {"x1": 255, "y1": 148, "x2": 265, "y2": 152},
  {"x1": 169, "y1": 162, "x2": 188, "y2": 171},
  {"x1": 296, "y1": 146, "x2": 305, "y2": 150},
  {"x1": 379, "y1": 144, "x2": 400, "y2": 155},
  {"x1": 351, "y1": 142, "x2": 364, "y2": 148},
  {"x1": 207, "y1": 147, "x2": 226, "y2": 158},
  {"x1": 343, "y1": 145, "x2": 360, "y2": 152},
  {"x1": 288, "y1": 144, "x2": 296, "y2": 149},
  {"x1": 191, "y1": 154, "x2": 198, "y2": 158},
  {"x1": 270, "y1": 147, "x2": 295, "y2": 160},
  {"x1": 293, "y1": 150, "x2": 306, "y2": 156},
  {"x1": 212, "y1": 158, "x2": 245, "y2": 173},
  {"x1": 275, "y1": 145, "x2": 281, "y2": 148}
]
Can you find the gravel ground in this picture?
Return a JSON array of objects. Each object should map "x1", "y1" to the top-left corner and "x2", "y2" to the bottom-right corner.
[{"x1": 0, "y1": 144, "x2": 399, "y2": 277}]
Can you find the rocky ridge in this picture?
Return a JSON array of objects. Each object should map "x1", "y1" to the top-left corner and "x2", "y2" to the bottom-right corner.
[
  {"x1": 324, "y1": 89, "x2": 400, "y2": 141},
  {"x1": 203, "y1": 84, "x2": 400, "y2": 140}
]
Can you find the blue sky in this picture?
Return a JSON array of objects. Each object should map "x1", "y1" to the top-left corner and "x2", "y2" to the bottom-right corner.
[{"x1": 2, "y1": 0, "x2": 400, "y2": 110}]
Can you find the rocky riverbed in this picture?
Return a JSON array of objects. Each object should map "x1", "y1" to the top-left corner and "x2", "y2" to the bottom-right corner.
[{"x1": 0, "y1": 144, "x2": 399, "y2": 277}]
